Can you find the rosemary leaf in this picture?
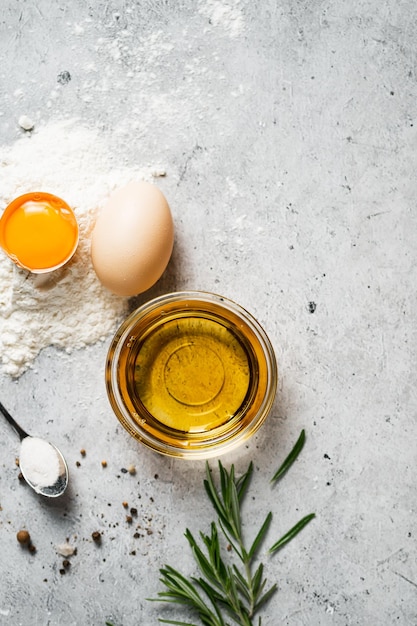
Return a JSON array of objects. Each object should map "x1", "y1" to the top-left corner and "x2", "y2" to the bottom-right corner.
[
  {"x1": 235, "y1": 461, "x2": 254, "y2": 502},
  {"x1": 196, "y1": 578, "x2": 227, "y2": 624},
  {"x1": 218, "y1": 460, "x2": 228, "y2": 501},
  {"x1": 229, "y1": 477, "x2": 242, "y2": 538},
  {"x1": 154, "y1": 596, "x2": 191, "y2": 605},
  {"x1": 251, "y1": 562, "x2": 265, "y2": 599},
  {"x1": 226, "y1": 564, "x2": 247, "y2": 620},
  {"x1": 199, "y1": 525, "x2": 229, "y2": 587},
  {"x1": 186, "y1": 529, "x2": 219, "y2": 586},
  {"x1": 222, "y1": 465, "x2": 234, "y2": 527},
  {"x1": 159, "y1": 566, "x2": 210, "y2": 611},
  {"x1": 207, "y1": 524, "x2": 222, "y2": 572},
  {"x1": 253, "y1": 583, "x2": 278, "y2": 613},
  {"x1": 204, "y1": 464, "x2": 228, "y2": 527},
  {"x1": 248, "y1": 512, "x2": 273, "y2": 560},
  {"x1": 269, "y1": 513, "x2": 316, "y2": 554},
  {"x1": 159, "y1": 617, "x2": 198, "y2": 626},
  {"x1": 155, "y1": 566, "x2": 225, "y2": 626},
  {"x1": 271, "y1": 429, "x2": 305, "y2": 483},
  {"x1": 232, "y1": 565, "x2": 252, "y2": 603}
]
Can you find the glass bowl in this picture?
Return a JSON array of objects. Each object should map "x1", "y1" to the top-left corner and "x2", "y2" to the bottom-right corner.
[{"x1": 105, "y1": 291, "x2": 277, "y2": 459}]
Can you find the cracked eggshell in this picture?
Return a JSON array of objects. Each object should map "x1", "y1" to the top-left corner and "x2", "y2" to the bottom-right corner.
[{"x1": 91, "y1": 181, "x2": 174, "y2": 296}]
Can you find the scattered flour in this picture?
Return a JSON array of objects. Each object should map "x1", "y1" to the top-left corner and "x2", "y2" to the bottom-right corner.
[
  {"x1": 0, "y1": 119, "x2": 157, "y2": 377},
  {"x1": 199, "y1": 0, "x2": 245, "y2": 39}
]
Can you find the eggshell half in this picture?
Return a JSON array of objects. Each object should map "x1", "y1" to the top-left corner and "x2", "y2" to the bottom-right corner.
[{"x1": 91, "y1": 181, "x2": 174, "y2": 296}]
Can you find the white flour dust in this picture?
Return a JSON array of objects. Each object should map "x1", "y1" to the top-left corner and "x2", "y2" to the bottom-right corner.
[
  {"x1": 199, "y1": 0, "x2": 245, "y2": 39},
  {"x1": 0, "y1": 120, "x2": 157, "y2": 377}
]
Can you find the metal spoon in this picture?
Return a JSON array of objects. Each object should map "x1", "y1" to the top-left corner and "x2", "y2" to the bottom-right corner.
[{"x1": 0, "y1": 400, "x2": 68, "y2": 497}]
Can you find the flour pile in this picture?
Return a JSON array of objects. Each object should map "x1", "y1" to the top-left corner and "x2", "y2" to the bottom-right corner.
[{"x1": 0, "y1": 120, "x2": 156, "y2": 377}]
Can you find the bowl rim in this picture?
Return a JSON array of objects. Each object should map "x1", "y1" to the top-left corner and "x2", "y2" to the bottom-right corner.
[{"x1": 106, "y1": 290, "x2": 278, "y2": 459}]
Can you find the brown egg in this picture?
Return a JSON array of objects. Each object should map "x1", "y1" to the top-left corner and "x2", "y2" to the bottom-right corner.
[{"x1": 91, "y1": 181, "x2": 174, "y2": 296}]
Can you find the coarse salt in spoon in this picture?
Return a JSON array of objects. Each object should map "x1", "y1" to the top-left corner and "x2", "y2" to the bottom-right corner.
[{"x1": 0, "y1": 400, "x2": 68, "y2": 497}]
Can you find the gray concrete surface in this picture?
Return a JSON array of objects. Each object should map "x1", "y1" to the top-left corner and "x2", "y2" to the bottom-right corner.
[{"x1": 1, "y1": 1, "x2": 417, "y2": 624}]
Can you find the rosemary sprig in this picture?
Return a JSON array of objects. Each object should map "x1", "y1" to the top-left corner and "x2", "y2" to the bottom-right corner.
[{"x1": 150, "y1": 430, "x2": 315, "y2": 625}]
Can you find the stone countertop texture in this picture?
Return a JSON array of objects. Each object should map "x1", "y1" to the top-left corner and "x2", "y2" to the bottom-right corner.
[{"x1": 0, "y1": 1, "x2": 416, "y2": 624}]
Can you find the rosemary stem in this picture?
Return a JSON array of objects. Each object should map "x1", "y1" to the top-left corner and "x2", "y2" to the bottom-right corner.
[
  {"x1": 244, "y1": 559, "x2": 255, "y2": 616},
  {"x1": 235, "y1": 534, "x2": 256, "y2": 624}
]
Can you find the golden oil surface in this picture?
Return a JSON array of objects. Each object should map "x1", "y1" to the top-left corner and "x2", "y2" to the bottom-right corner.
[{"x1": 133, "y1": 316, "x2": 251, "y2": 432}]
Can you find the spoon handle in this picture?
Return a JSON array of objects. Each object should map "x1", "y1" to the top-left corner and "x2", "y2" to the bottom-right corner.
[{"x1": 0, "y1": 401, "x2": 28, "y2": 440}]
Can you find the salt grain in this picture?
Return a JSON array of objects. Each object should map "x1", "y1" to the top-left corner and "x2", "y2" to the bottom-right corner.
[
  {"x1": 56, "y1": 542, "x2": 76, "y2": 557},
  {"x1": 17, "y1": 115, "x2": 34, "y2": 131}
]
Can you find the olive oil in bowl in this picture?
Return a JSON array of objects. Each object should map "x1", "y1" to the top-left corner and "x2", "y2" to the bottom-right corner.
[{"x1": 106, "y1": 292, "x2": 277, "y2": 459}]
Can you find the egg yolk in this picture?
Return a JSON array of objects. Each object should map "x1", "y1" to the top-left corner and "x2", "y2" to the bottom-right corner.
[{"x1": 0, "y1": 192, "x2": 78, "y2": 271}]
